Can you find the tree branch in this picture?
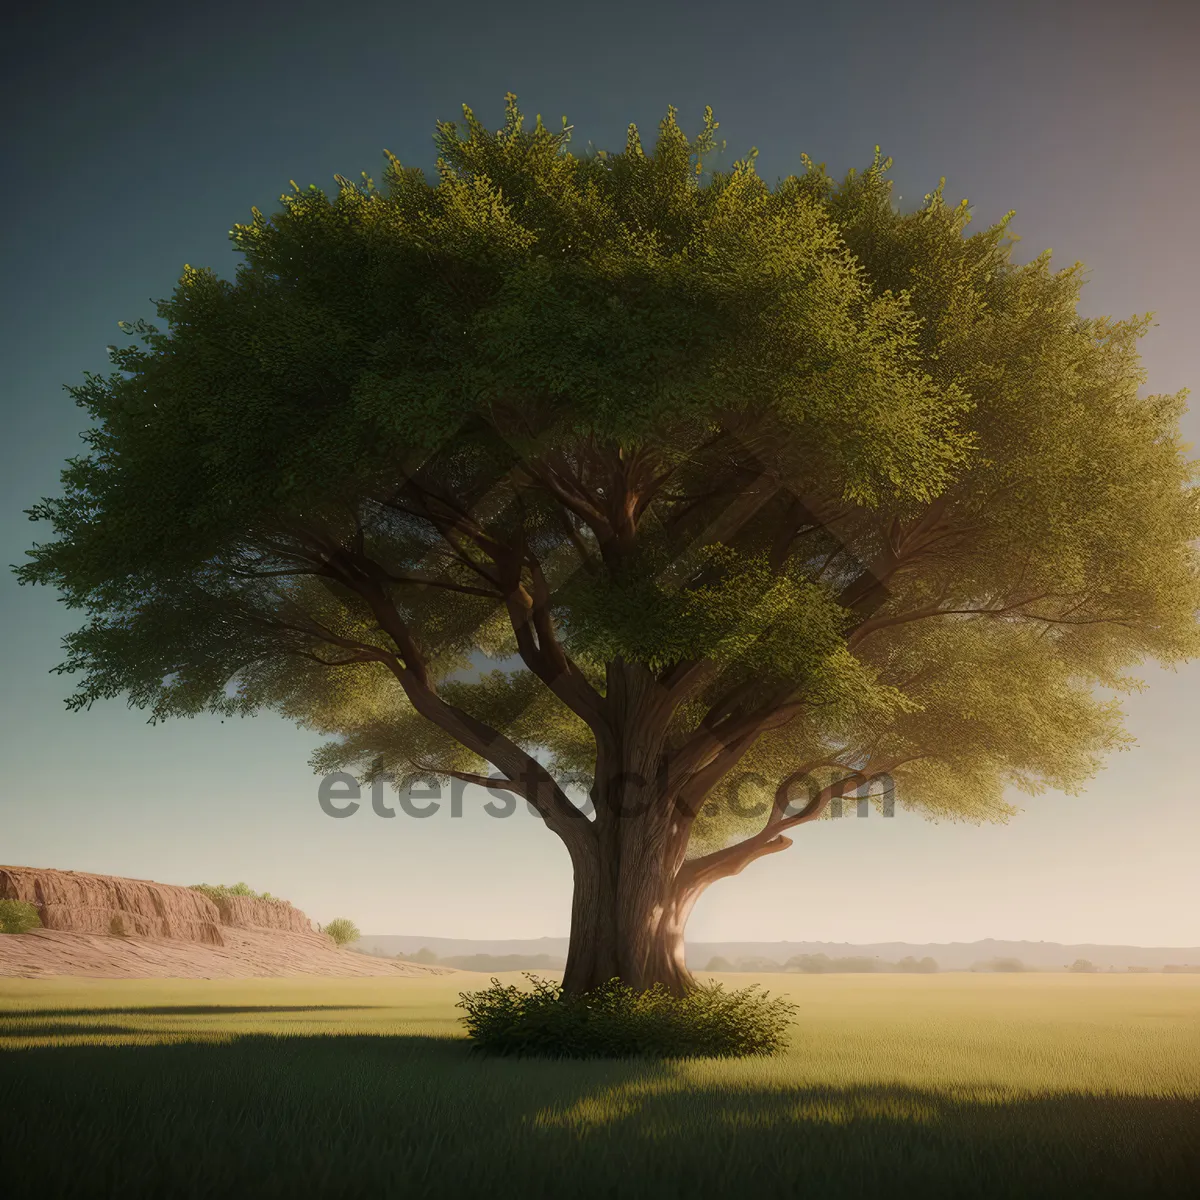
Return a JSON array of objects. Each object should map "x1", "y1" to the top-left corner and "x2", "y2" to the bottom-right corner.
[{"x1": 678, "y1": 759, "x2": 905, "y2": 894}]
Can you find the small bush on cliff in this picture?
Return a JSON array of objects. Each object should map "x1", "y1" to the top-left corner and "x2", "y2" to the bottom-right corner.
[
  {"x1": 190, "y1": 882, "x2": 278, "y2": 903},
  {"x1": 0, "y1": 899, "x2": 42, "y2": 934},
  {"x1": 458, "y1": 974, "x2": 796, "y2": 1059},
  {"x1": 322, "y1": 918, "x2": 360, "y2": 946}
]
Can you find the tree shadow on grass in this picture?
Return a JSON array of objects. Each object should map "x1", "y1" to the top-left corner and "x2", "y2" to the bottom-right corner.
[
  {"x1": 543, "y1": 1077, "x2": 1200, "y2": 1199},
  {"x1": 1, "y1": 1022, "x2": 158, "y2": 1038},
  {"x1": 1, "y1": 1034, "x2": 1196, "y2": 1199}
]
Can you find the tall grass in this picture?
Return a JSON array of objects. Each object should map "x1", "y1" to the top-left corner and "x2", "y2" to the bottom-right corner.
[{"x1": 2, "y1": 974, "x2": 1198, "y2": 1198}]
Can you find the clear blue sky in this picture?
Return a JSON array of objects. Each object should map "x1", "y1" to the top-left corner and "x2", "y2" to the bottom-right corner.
[{"x1": 2, "y1": 0, "x2": 1197, "y2": 944}]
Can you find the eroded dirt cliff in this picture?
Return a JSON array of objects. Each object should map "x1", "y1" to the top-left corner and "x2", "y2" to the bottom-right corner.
[{"x1": 0, "y1": 865, "x2": 452, "y2": 979}]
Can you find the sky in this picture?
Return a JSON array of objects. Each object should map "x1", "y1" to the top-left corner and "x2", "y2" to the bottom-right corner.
[{"x1": 2, "y1": 0, "x2": 1198, "y2": 946}]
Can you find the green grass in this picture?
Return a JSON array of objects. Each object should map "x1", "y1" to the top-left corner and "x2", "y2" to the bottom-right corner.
[{"x1": 2, "y1": 972, "x2": 1198, "y2": 1198}]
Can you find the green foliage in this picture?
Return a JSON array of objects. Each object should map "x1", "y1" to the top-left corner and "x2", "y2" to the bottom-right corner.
[
  {"x1": 191, "y1": 883, "x2": 277, "y2": 903},
  {"x1": 1069, "y1": 959, "x2": 1098, "y2": 973},
  {"x1": 0, "y1": 899, "x2": 42, "y2": 934},
  {"x1": 16, "y1": 93, "x2": 1200, "y2": 928},
  {"x1": 457, "y1": 974, "x2": 796, "y2": 1059},
  {"x1": 322, "y1": 917, "x2": 360, "y2": 946}
]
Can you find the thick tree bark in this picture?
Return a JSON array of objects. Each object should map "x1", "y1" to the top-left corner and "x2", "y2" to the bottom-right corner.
[
  {"x1": 561, "y1": 836, "x2": 697, "y2": 996},
  {"x1": 560, "y1": 659, "x2": 701, "y2": 995}
]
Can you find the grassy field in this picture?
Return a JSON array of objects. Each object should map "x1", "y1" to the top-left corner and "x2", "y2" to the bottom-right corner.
[{"x1": 2, "y1": 972, "x2": 1199, "y2": 1198}]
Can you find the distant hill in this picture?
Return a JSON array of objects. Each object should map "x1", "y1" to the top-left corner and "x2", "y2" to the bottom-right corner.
[
  {"x1": 352, "y1": 934, "x2": 1200, "y2": 972},
  {"x1": 0, "y1": 865, "x2": 452, "y2": 979}
]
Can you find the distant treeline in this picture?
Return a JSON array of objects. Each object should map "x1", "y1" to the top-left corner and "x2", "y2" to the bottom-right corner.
[
  {"x1": 704, "y1": 953, "x2": 940, "y2": 974},
  {"x1": 358, "y1": 946, "x2": 567, "y2": 972},
  {"x1": 969, "y1": 957, "x2": 1200, "y2": 973},
  {"x1": 355, "y1": 944, "x2": 1200, "y2": 974}
]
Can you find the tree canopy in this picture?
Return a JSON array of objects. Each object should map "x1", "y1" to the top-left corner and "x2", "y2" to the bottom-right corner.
[{"x1": 19, "y1": 95, "x2": 1199, "y2": 991}]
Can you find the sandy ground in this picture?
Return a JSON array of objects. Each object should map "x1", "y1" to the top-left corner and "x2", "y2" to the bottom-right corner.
[{"x1": 0, "y1": 927, "x2": 456, "y2": 979}]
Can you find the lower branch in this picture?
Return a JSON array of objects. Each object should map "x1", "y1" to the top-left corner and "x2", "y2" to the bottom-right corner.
[{"x1": 677, "y1": 762, "x2": 883, "y2": 893}]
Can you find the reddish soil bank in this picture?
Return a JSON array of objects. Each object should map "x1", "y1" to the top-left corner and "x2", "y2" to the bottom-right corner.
[{"x1": 0, "y1": 865, "x2": 452, "y2": 979}]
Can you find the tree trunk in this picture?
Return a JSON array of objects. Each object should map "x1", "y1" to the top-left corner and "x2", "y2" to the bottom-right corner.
[
  {"x1": 558, "y1": 659, "x2": 709, "y2": 997},
  {"x1": 561, "y1": 842, "x2": 696, "y2": 996}
]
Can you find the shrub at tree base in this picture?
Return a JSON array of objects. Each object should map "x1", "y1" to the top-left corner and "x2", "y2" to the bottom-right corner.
[
  {"x1": 0, "y1": 899, "x2": 42, "y2": 934},
  {"x1": 458, "y1": 974, "x2": 797, "y2": 1059}
]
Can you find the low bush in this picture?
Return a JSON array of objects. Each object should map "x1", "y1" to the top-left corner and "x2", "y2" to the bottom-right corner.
[
  {"x1": 0, "y1": 899, "x2": 42, "y2": 934},
  {"x1": 458, "y1": 974, "x2": 797, "y2": 1059},
  {"x1": 190, "y1": 882, "x2": 277, "y2": 903},
  {"x1": 322, "y1": 918, "x2": 360, "y2": 946}
]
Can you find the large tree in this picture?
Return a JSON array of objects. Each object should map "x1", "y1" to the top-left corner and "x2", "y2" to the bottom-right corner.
[{"x1": 19, "y1": 97, "x2": 1199, "y2": 994}]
